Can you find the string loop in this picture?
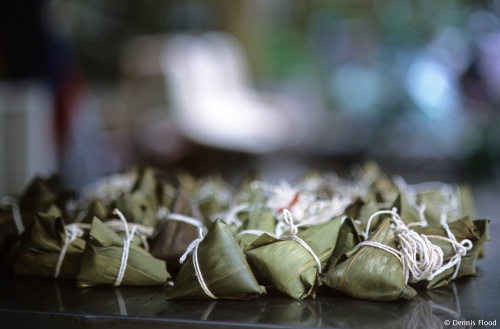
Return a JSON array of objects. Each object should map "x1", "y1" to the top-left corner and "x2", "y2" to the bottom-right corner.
[
  {"x1": 113, "y1": 209, "x2": 138, "y2": 286},
  {"x1": 54, "y1": 223, "x2": 87, "y2": 278},
  {"x1": 360, "y1": 208, "x2": 472, "y2": 284},
  {"x1": 179, "y1": 227, "x2": 218, "y2": 299},
  {"x1": 281, "y1": 209, "x2": 322, "y2": 274}
]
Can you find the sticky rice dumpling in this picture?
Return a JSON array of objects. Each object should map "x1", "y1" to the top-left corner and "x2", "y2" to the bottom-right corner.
[
  {"x1": 321, "y1": 217, "x2": 417, "y2": 301},
  {"x1": 149, "y1": 189, "x2": 204, "y2": 277},
  {"x1": 412, "y1": 216, "x2": 487, "y2": 289},
  {"x1": 14, "y1": 206, "x2": 86, "y2": 280},
  {"x1": 167, "y1": 219, "x2": 265, "y2": 300},
  {"x1": 244, "y1": 215, "x2": 344, "y2": 300},
  {"x1": 77, "y1": 216, "x2": 169, "y2": 287}
]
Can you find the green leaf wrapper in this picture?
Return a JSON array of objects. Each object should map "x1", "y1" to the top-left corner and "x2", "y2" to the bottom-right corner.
[
  {"x1": 14, "y1": 206, "x2": 85, "y2": 280},
  {"x1": 113, "y1": 167, "x2": 159, "y2": 227},
  {"x1": 150, "y1": 189, "x2": 203, "y2": 278},
  {"x1": 167, "y1": 219, "x2": 265, "y2": 300},
  {"x1": 412, "y1": 216, "x2": 489, "y2": 289},
  {"x1": 322, "y1": 218, "x2": 417, "y2": 301},
  {"x1": 245, "y1": 217, "x2": 344, "y2": 300},
  {"x1": 77, "y1": 217, "x2": 169, "y2": 287}
]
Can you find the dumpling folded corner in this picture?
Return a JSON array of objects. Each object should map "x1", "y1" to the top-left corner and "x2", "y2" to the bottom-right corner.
[
  {"x1": 234, "y1": 200, "x2": 276, "y2": 252},
  {"x1": 321, "y1": 217, "x2": 417, "y2": 301},
  {"x1": 244, "y1": 217, "x2": 345, "y2": 301},
  {"x1": 13, "y1": 206, "x2": 86, "y2": 280},
  {"x1": 326, "y1": 216, "x2": 364, "y2": 270},
  {"x1": 412, "y1": 216, "x2": 489, "y2": 289},
  {"x1": 76, "y1": 217, "x2": 169, "y2": 287},
  {"x1": 166, "y1": 219, "x2": 265, "y2": 300}
]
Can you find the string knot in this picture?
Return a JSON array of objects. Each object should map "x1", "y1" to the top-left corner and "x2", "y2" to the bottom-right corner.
[
  {"x1": 282, "y1": 209, "x2": 299, "y2": 236},
  {"x1": 281, "y1": 209, "x2": 322, "y2": 274},
  {"x1": 104, "y1": 219, "x2": 153, "y2": 252},
  {"x1": 54, "y1": 223, "x2": 86, "y2": 278},
  {"x1": 426, "y1": 211, "x2": 473, "y2": 280},
  {"x1": 362, "y1": 208, "x2": 472, "y2": 284},
  {"x1": 179, "y1": 227, "x2": 204, "y2": 264}
]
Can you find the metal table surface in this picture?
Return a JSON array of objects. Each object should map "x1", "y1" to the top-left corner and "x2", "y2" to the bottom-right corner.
[{"x1": 0, "y1": 185, "x2": 499, "y2": 329}]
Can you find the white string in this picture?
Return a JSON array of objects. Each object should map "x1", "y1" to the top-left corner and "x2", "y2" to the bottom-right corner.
[
  {"x1": 282, "y1": 209, "x2": 299, "y2": 235},
  {"x1": 361, "y1": 208, "x2": 473, "y2": 284},
  {"x1": 440, "y1": 184, "x2": 462, "y2": 221},
  {"x1": 393, "y1": 214, "x2": 444, "y2": 284},
  {"x1": 104, "y1": 219, "x2": 153, "y2": 252},
  {"x1": 252, "y1": 180, "x2": 352, "y2": 228},
  {"x1": 105, "y1": 220, "x2": 154, "y2": 236},
  {"x1": 298, "y1": 196, "x2": 353, "y2": 227},
  {"x1": 251, "y1": 180, "x2": 304, "y2": 214},
  {"x1": 236, "y1": 229, "x2": 276, "y2": 238},
  {"x1": 393, "y1": 175, "x2": 429, "y2": 226},
  {"x1": 356, "y1": 240, "x2": 403, "y2": 264},
  {"x1": 157, "y1": 203, "x2": 206, "y2": 228},
  {"x1": 281, "y1": 209, "x2": 322, "y2": 274},
  {"x1": 194, "y1": 181, "x2": 233, "y2": 205},
  {"x1": 113, "y1": 209, "x2": 137, "y2": 287},
  {"x1": 0, "y1": 196, "x2": 25, "y2": 234},
  {"x1": 364, "y1": 209, "x2": 396, "y2": 239},
  {"x1": 179, "y1": 227, "x2": 203, "y2": 264},
  {"x1": 218, "y1": 202, "x2": 249, "y2": 229},
  {"x1": 179, "y1": 227, "x2": 217, "y2": 299},
  {"x1": 274, "y1": 220, "x2": 289, "y2": 238},
  {"x1": 168, "y1": 213, "x2": 205, "y2": 229},
  {"x1": 394, "y1": 177, "x2": 463, "y2": 224},
  {"x1": 82, "y1": 173, "x2": 134, "y2": 203},
  {"x1": 426, "y1": 210, "x2": 472, "y2": 280},
  {"x1": 54, "y1": 223, "x2": 87, "y2": 278}
]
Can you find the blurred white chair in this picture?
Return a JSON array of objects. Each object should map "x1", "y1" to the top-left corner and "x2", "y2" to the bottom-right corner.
[
  {"x1": 160, "y1": 32, "x2": 291, "y2": 153},
  {"x1": 0, "y1": 81, "x2": 57, "y2": 195}
]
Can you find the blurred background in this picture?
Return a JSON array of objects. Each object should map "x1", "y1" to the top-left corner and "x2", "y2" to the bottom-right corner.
[{"x1": 1, "y1": 0, "x2": 499, "y2": 196}]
